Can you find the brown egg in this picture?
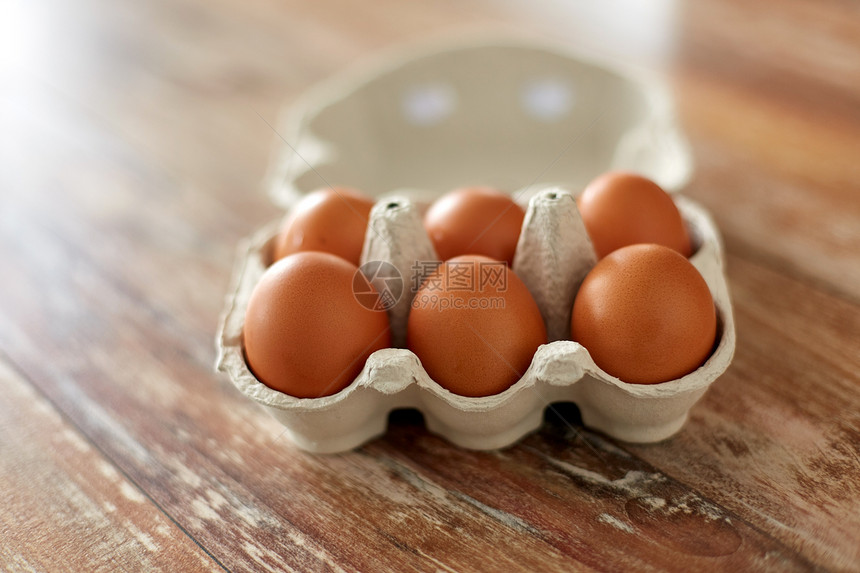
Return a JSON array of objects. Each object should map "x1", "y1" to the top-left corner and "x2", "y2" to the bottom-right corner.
[
  {"x1": 407, "y1": 255, "x2": 547, "y2": 397},
  {"x1": 273, "y1": 187, "x2": 374, "y2": 266},
  {"x1": 577, "y1": 171, "x2": 692, "y2": 259},
  {"x1": 571, "y1": 244, "x2": 716, "y2": 384},
  {"x1": 424, "y1": 187, "x2": 525, "y2": 265},
  {"x1": 243, "y1": 251, "x2": 390, "y2": 398}
]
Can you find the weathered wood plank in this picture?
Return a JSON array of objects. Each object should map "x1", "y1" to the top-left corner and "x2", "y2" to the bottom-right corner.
[
  {"x1": 674, "y1": 0, "x2": 860, "y2": 302},
  {"x1": 0, "y1": 358, "x2": 221, "y2": 572},
  {"x1": 677, "y1": 78, "x2": 860, "y2": 303},
  {"x1": 627, "y1": 254, "x2": 860, "y2": 572},
  {"x1": 680, "y1": 0, "x2": 860, "y2": 101},
  {"x1": 370, "y1": 411, "x2": 817, "y2": 572}
]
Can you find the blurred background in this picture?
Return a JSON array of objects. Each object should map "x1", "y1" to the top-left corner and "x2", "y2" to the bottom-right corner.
[{"x1": 4, "y1": 0, "x2": 858, "y2": 291}]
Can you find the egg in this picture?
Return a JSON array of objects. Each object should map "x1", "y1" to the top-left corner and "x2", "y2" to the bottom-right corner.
[
  {"x1": 407, "y1": 255, "x2": 547, "y2": 397},
  {"x1": 243, "y1": 251, "x2": 390, "y2": 398},
  {"x1": 273, "y1": 187, "x2": 374, "y2": 266},
  {"x1": 424, "y1": 187, "x2": 525, "y2": 265},
  {"x1": 571, "y1": 244, "x2": 716, "y2": 384},
  {"x1": 577, "y1": 172, "x2": 692, "y2": 259}
]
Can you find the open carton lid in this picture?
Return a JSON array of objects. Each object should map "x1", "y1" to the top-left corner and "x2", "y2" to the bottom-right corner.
[{"x1": 264, "y1": 34, "x2": 694, "y2": 209}]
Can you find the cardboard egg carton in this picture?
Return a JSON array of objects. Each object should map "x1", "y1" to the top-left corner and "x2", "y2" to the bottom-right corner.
[{"x1": 215, "y1": 36, "x2": 735, "y2": 453}]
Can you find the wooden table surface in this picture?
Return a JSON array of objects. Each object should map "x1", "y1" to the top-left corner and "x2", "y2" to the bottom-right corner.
[{"x1": 3, "y1": 0, "x2": 859, "y2": 571}]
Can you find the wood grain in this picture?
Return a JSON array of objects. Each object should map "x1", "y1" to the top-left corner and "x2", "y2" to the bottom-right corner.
[
  {"x1": 629, "y1": 254, "x2": 860, "y2": 571},
  {"x1": 2, "y1": 0, "x2": 859, "y2": 570},
  {"x1": 0, "y1": 358, "x2": 221, "y2": 572},
  {"x1": 675, "y1": 0, "x2": 860, "y2": 303}
]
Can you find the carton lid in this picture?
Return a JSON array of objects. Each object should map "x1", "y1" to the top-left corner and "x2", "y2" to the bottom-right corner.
[{"x1": 264, "y1": 35, "x2": 693, "y2": 209}]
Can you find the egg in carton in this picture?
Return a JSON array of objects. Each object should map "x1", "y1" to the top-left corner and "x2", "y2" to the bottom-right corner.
[{"x1": 216, "y1": 36, "x2": 736, "y2": 453}]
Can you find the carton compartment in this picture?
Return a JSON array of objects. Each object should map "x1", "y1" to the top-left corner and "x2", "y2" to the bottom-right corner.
[{"x1": 216, "y1": 191, "x2": 735, "y2": 453}]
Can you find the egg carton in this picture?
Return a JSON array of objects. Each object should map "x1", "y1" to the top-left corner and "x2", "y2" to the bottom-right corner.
[{"x1": 216, "y1": 36, "x2": 735, "y2": 453}]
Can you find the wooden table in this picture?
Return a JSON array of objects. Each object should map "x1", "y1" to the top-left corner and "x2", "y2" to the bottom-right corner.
[{"x1": 3, "y1": 0, "x2": 859, "y2": 571}]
